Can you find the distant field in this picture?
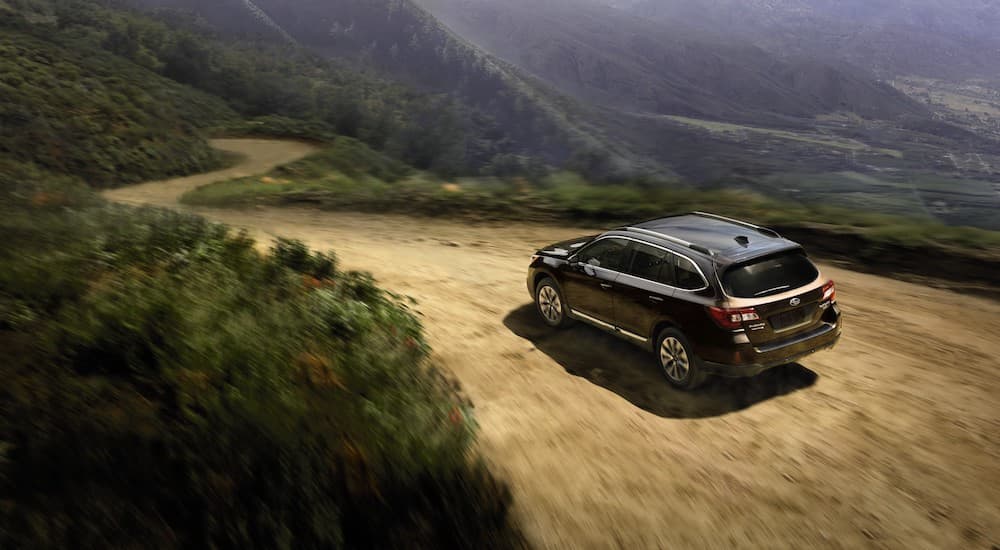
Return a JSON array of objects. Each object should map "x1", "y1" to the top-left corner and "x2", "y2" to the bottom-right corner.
[
  {"x1": 658, "y1": 115, "x2": 904, "y2": 158},
  {"x1": 753, "y1": 171, "x2": 926, "y2": 217},
  {"x1": 894, "y1": 76, "x2": 1000, "y2": 118},
  {"x1": 892, "y1": 76, "x2": 1000, "y2": 143},
  {"x1": 754, "y1": 172, "x2": 1000, "y2": 230}
]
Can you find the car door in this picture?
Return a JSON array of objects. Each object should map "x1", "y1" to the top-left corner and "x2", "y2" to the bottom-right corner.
[
  {"x1": 613, "y1": 241, "x2": 676, "y2": 340},
  {"x1": 561, "y1": 237, "x2": 629, "y2": 324}
]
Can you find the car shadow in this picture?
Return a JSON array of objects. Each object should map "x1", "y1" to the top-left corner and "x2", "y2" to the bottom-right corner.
[{"x1": 503, "y1": 304, "x2": 818, "y2": 419}]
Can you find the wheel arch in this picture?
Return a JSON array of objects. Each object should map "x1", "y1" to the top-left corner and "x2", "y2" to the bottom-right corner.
[
  {"x1": 650, "y1": 317, "x2": 684, "y2": 351},
  {"x1": 532, "y1": 270, "x2": 559, "y2": 294}
]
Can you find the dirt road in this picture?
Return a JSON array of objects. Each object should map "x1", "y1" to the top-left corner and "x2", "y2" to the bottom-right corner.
[{"x1": 106, "y1": 140, "x2": 1000, "y2": 549}]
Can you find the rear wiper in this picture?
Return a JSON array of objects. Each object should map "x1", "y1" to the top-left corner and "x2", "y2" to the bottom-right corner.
[{"x1": 755, "y1": 285, "x2": 790, "y2": 296}]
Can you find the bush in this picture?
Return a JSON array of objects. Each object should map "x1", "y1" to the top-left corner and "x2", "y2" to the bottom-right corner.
[{"x1": 0, "y1": 188, "x2": 522, "y2": 548}]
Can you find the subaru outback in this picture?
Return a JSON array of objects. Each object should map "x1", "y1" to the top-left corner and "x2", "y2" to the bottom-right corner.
[{"x1": 526, "y1": 212, "x2": 842, "y2": 389}]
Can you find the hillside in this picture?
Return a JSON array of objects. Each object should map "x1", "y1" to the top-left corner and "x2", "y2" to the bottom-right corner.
[
  {"x1": 0, "y1": 16, "x2": 235, "y2": 186},
  {"x1": 0, "y1": 1, "x2": 524, "y2": 544},
  {"x1": 3, "y1": 0, "x2": 605, "y2": 181},
  {"x1": 411, "y1": 0, "x2": 999, "y2": 228},
  {"x1": 3, "y1": 0, "x2": 997, "y2": 226},
  {"x1": 0, "y1": 149, "x2": 523, "y2": 548},
  {"x1": 417, "y1": 0, "x2": 926, "y2": 123},
  {"x1": 131, "y1": 0, "x2": 623, "y2": 172}
]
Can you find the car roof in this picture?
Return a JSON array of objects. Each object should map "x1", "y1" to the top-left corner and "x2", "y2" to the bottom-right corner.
[{"x1": 611, "y1": 212, "x2": 803, "y2": 266}]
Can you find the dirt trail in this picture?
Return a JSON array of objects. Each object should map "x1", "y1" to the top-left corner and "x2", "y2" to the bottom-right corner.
[
  {"x1": 106, "y1": 140, "x2": 1000, "y2": 549},
  {"x1": 104, "y1": 138, "x2": 319, "y2": 207}
]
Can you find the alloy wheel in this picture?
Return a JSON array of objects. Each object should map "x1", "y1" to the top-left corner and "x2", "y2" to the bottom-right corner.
[
  {"x1": 659, "y1": 336, "x2": 690, "y2": 382},
  {"x1": 538, "y1": 285, "x2": 562, "y2": 324}
]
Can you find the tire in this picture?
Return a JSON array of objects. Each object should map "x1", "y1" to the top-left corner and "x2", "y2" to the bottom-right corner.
[
  {"x1": 656, "y1": 328, "x2": 707, "y2": 390},
  {"x1": 534, "y1": 278, "x2": 574, "y2": 328}
]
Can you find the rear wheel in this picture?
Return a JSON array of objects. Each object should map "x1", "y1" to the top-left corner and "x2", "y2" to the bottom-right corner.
[
  {"x1": 656, "y1": 328, "x2": 706, "y2": 390},
  {"x1": 535, "y1": 278, "x2": 573, "y2": 328}
]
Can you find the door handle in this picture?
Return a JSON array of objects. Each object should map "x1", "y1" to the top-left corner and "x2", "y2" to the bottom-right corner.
[
  {"x1": 648, "y1": 295, "x2": 664, "y2": 302},
  {"x1": 600, "y1": 283, "x2": 613, "y2": 290}
]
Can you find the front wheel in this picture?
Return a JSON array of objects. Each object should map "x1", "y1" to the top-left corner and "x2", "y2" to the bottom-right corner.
[
  {"x1": 535, "y1": 278, "x2": 573, "y2": 328},
  {"x1": 656, "y1": 328, "x2": 706, "y2": 390}
]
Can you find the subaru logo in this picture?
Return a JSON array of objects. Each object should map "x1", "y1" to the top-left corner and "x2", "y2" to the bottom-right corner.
[{"x1": 789, "y1": 297, "x2": 801, "y2": 306}]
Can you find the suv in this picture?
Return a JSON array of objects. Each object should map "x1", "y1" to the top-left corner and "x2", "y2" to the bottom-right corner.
[{"x1": 526, "y1": 212, "x2": 841, "y2": 389}]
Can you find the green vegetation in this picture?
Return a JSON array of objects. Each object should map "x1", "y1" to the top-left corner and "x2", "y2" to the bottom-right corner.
[
  {"x1": 184, "y1": 147, "x2": 1000, "y2": 255},
  {"x1": 0, "y1": 30, "x2": 233, "y2": 186},
  {"x1": 1, "y1": 4, "x2": 524, "y2": 543},
  {"x1": 0, "y1": 0, "x2": 590, "y2": 179},
  {"x1": 0, "y1": 165, "x2": 522, "y2": 548},
  {"x1": 158, "y1": 0, "x2": 597, "y2": 171}
]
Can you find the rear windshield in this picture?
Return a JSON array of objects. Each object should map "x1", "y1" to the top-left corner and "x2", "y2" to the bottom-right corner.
[{"x1": 723, "y1": 251, "x2": 818, "y2": 298}]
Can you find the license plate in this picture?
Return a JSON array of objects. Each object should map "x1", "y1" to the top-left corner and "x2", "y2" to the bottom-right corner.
[{"x1": 770, "y1": 308, "x2": 808, "y2": 330}]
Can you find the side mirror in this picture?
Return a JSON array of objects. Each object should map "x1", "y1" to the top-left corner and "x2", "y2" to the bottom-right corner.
[{"x1": 569, "y1": 258, "x2": 597, "y2": 276}]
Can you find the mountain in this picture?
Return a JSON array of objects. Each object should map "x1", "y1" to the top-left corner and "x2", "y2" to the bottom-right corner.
[
  {"x1": 131, "y1": 0, "x2": 624, "y2": 172},
  {"x1": 415, "y1": 0, "x2": 926, "y2": 123},
  {"x1": 408, "y1": 0, "x2": 1000, "y2": 210},
  {"x1": 7, "y1": 0, "x2": 995, "y2": 220},
  {"x1": 616, "y1": 0, "x2": 1000, "y2": 80}
]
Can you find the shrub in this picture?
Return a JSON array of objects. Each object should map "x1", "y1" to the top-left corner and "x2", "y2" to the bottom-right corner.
[{"x1": 0, "y1": 188, "x2": 522, "y2": 548}]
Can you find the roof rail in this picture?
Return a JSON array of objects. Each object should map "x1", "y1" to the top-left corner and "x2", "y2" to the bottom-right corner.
[
  {"x1": 623, "y1": 227, "x2": 715, "y2": 256},
  {"x1": 691, "y1": 211, "x2": 782, "y2": 238}
]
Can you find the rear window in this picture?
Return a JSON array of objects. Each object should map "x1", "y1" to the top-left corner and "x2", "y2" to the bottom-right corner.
[{"x1": 723, "y1": 251, "x2": 818, "y2": 298}]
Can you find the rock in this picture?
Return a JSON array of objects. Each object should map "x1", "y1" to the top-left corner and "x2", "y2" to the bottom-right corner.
[{"x1": 443, "y1": 241, "x2": 461, "y2": 247}]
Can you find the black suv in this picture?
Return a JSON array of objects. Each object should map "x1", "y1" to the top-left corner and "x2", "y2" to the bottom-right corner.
[{"x1": 526, "y1": 212, "x2": 841, "y2": 389}]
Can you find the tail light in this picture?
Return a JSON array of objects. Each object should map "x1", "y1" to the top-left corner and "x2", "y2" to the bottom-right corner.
[
  {"x1": 707, "y1": 306, "x2": 760, "y2": 330},
  {"x1": 822, "y1": 280, "x2": 836, "y2": 303}
]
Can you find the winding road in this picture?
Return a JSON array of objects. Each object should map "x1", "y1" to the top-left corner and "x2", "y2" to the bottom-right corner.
[{"x1": 106, "y1": 139, "x2": 1000, "y2": 549}]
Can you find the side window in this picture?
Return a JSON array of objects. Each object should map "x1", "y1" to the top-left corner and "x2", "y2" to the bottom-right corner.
[
  {"x1": 673, "y1": 255, "x2": 706, "y2": 290},
  {"x1": 575, "y1": 238, "x2": 629, "y2": 271},
  {"x1": 627, "y1": 242, "x2": 669, "y2": 282}
]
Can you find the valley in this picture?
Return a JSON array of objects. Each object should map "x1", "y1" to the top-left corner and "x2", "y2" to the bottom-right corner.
[{"x1": 412, "y1": 0, "x2": 1000, "y2": 229}]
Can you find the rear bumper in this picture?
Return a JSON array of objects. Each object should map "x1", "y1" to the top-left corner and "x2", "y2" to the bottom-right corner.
[{"x1": 702, "y1": 308, "x2": 842, "y2": 378}]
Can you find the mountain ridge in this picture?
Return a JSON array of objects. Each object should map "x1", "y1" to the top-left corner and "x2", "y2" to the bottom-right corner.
[
  {"x1": 416, "y1": 0, "x2": 927, "y2": 123},
  {"x1": 133, "y1": 0, "x2": 627, "y2": 171}
]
